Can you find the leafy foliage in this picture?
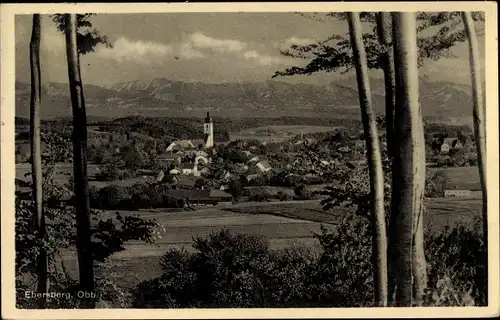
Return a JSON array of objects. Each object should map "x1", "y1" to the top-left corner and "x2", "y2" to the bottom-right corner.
[
  {"x1": 16, "y1": 139, "x2": 161, "y2": 308},
  {"x1": 131, "y1": 217, "x2": 486, "y2": 308},
  {"x1": 51, "y1": 14, "x2": 112, "y2": 55},
  {"x1": 273, "y1": 12, "x2": 484, "y2": 78}
]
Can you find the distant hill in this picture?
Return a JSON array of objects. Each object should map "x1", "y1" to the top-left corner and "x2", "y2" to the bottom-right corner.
[{"x1": 15, "y1": 77, "x2": 478, "y2": 125}]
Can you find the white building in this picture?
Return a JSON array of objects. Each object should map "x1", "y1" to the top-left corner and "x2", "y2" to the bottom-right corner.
[
  {"x1": 204, "y1": 111, "x2": 214, "y2": 148},
  {"x1": 255, "y1": 160, "x2": 272, "y2": 173}
]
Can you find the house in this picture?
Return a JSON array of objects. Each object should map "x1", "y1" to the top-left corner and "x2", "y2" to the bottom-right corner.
[
  {"x1": 320, "y1": 160, "x2": 331, "y2": 167},
  {"x1": 440, "y1": 138, "x2": 462, "y2": 154},
  {"x1": 246, "y1": 173, "x2": 264, "y2": 183},
  {"x1": 192, "y1": 139, "x2": 208, "y2": 150},
  {"x1": 248, "y1": 156, "x2": 260, "y2": 164},
  {"x1": 199, "y1": 166, "x2": 210, "y2": 176},
  {"x1": 195, "y1": 155, "x2": 210, "y2": 165},
  {"x1": 209, "y1": 189, "x2": 233, "y2": 203},
  {"x1": 236, "y1": 163, "x2": 249, "y2": 172},
  {"x1": 156, "y1": 171, "x2": 178, "y2": 185},
  {"x1": 169, "y1": 168, "x2": 181, "y2": 175},
  {"x1": 294, "y1": 137, "x2": 315, "y2": 145},
  {"x1": 196, "y1": 150, "x2": 209, "y2": 158},
  {"x1": 255, "y1": 160, "x2": 272, "y2": 173},
  {"x1": 166, "y1": 140, "x2": 195, "y2": 152},
  {"x1": 158, "y1": 151, "x2": 182, "y2": 165},
  {"x1": 215, "y1": 169, "x2": 233, "y2": 181},
  {"x1": 180, "y1": 163, "x2": 199, "y2": 176},
  {"x1": 165, "y1": 189, "x2": 232, "y2": 206},
  {"x1": 219, "y1": 184, "x2": 229, "y2": 191},
  {"x1": 444, "y1": 189, "x2": 472, "y2": 198}
]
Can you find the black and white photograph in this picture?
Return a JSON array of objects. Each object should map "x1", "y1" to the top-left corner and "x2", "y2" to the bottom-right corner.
[{"x1": 1, "y1": 2, "x2": 498, "y2": 319}]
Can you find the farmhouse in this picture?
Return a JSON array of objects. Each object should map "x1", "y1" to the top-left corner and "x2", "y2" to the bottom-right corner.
[
  {"x1": 444, "y1": 189, "x2": 471, "y2": 198},
  {"x1": 248, "y1": 156, "x2": 260, "y2": 164},
  {"x1": 169, "y1": 168, "x2": 181, "y2": 175},
  {"x1": 165, "y1": 189, "x2": 232, "y2": 206},
  {"x1": 440, "y1": 138, "x2": 462, "y2": 155},
  {"x1": 294, "y1": 138, "x2": 315, "y2": 146},
  {"x1": 443, "y1": 179, "x2": 482, "y2": 198},
  {"x1": 166, "y1": 140, "x2": 195, "y2": 152},
  {"x1": 214, "y1": 169, "x2": 233, "y2": 182},
  {"x1": 195, "y1": 155, "x2": 210, "y2": 165},
  {"x1": 180, "y1": 163, "x2": 200, "y2": 176},
  {"x1": 157, "y1": 151, "x2": 182, "y2": 165},
  {"x1": 255, "y1": 160, "x2": 272, "y2": 173}
]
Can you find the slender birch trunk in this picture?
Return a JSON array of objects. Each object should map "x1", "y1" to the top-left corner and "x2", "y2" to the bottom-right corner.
[
  {"x1": 376, "y1": 12, "x2": 396, "y2": 159},
  {"x1": 348, "y1": 12, "x2": 388, "y2": 307},
  {"x1": 389, "y1": 12, "x2": 427, "y2": 307},
  {"x1": 64, "y1": 14, "x2": 95, "y2": 308},
  {"x1": 30, "y1": 13, "x2": 48, "y2": 309},
  {"x1": 462, "y1": 11, "x2": 488, "y2": 305}
]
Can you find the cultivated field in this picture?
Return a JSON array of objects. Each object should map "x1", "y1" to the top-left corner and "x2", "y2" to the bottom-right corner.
[
  {"x1": 231, "y1": 125, "x2": 337, "y2": 142},
  {"x1": 15, "y1": 163, "x2": 484, "y2": 291},
  {"x1": 428, "y1": 166, "x2": 481, "y2": 190},
  {"x1": 57, "y1": 197, "x2": 482, "y2": 291}
]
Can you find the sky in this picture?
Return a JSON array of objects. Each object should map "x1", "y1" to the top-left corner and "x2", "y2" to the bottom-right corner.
[{"x1": 15, "y1": 13, "x2": 486, "y2": 87}]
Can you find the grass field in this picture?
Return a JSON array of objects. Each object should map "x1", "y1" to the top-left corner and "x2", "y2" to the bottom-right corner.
[
  {"x1": 231, "y1": 125, "x2": 337, "y2": 142},
  {"x1": 15, "y1": 163, "x2": 198, "y2": 188},
  {"x1": 15, "y1": 163, "x2": 484, "y2": 292},
  {"x1": 428, "y1": 166, "x2": 481, "y2": 190},
  {"x1": 57, "y1": 197, "x2": 482, "y2": 291}
]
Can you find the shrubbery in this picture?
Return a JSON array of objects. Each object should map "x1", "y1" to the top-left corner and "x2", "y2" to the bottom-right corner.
[
  {"x1": 89, "y1": 183, "x2": 186, "y2": 210},
  {"x1": 131, "y1": 216, "x2": 486, "y2": 308},
  {"x1": 94, "y1": 164, "x2": 135, "y2": 182}
]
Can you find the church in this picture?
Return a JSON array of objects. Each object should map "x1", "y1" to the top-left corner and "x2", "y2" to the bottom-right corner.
[
  {"x1": 165, "y1": 111, "x2": 215, "y2": 152},
  {"x1": 203, "y1": 111, "x2": 214, "y2": 148}
]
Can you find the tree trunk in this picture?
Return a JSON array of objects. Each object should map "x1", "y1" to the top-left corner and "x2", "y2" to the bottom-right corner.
[
  {"x1": 376, "y1": 12, "x2": 396, "y2": 159},
  {"x1": 348, "y1": 12, "x2": 388, "y2": 307},
  {"x1": 389, "y1": 12, "x2": 427, "y2": 307},
  {"x1": 64, "y1": 13, "x2": 95, "y2": 308},
  {"x1": 462, "y1": 11, "x2": 488, "y2": 305},
  {"x1": 29, "y1": 13, "x2": 48, "y2": 309}
]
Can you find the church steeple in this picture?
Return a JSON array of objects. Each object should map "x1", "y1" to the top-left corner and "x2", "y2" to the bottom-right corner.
[
  {"x1": 203, "y1": 110, "x2": 214, "y2": 148},
  {"x1": 205, "y1": 111, "x2": 212, "y2": 123}
]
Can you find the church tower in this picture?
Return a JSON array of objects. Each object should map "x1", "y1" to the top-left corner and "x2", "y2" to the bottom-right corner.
[{"x1": 204, "y1": 111, "x2": 214, "y2": 148}]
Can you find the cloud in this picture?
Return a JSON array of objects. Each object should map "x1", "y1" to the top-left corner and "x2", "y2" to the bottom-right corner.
[
  {"x1": 275, "y1": 36, "x2": 317, "y2": 51},
  {"x1": 96, "y1": 32, "x2": 290, "y2": 67},
  {"x1": 97, "y1": 37, "x2": 173, "y2": 63},
  {"x1": 186, "y1": 32, "x2": 247, "y2": 53},
  {"x1": 284, "y1": 36, "x2": 317, "y2": 47},
  {"x1": 178, "y1": 42, "x2": 205, "y2": 59},
  {"x1": 242, "y1": 50, "x2": 291, "y2": 66}
]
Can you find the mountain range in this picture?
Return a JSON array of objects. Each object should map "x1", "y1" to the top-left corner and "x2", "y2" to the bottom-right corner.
[{"x1": 15, "y1": 77, "x2": 476, "y2": 126}]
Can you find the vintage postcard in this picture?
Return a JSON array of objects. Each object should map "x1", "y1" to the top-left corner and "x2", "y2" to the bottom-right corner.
[{"x1": 1, "y1": 2, "x2": 499, "y2": 319}]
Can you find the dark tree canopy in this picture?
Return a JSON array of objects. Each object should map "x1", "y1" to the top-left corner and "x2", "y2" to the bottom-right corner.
[
  {"x1": 273, "y1": 11, "x2": 484, "y2": 78},
  {"x1": 51, "y1": 13, "x2": 112, "y2": 55}
]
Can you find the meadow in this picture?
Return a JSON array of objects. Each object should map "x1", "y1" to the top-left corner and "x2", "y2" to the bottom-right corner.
[
  {"x1": 53, "y1": 196, "x2": 482, "y2": 292},
  {"x1": 15, "y1": 163, "x2": 484, "y2": 294},
  {"x1": 231, "y1": 125, "x2": 337, "y2": 142},
  {"x1": 428, "y1": 166, "x2": 482, "y2": 190}
]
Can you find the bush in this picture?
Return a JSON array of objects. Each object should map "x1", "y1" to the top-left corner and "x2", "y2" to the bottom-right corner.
[
  {"x1": 95, "y1": 164, "x2": 135, "y2": 182},
  {"x1": 425, "y1": 217, "x2": 486, "y2": 306},
  {"x1": 248, "y1": 193, "x2": 269, "y2": 202},
  {"x1": 98, "y1": 185, "x2": 131, "y2": 210},
  {"x1": 293, "y1": 184, "x2": 312, "y2": 200},
  {"x1": 277, "y1": 191, "x2": 293, "y2": 201},
  {"x1": 131, "y1": 218, "x2": 487, "y2": 308},
  {"x1": 132, "y1": 230, "x2": 275, "y2": 308},
  {"x1": 88, "y1": 182, "x2": 185, "y2": 211}
]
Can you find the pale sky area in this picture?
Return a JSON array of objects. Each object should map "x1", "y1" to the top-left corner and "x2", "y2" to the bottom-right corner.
[{"x1": 15, "y1": 13, "x2": 486, "y2": 87}]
